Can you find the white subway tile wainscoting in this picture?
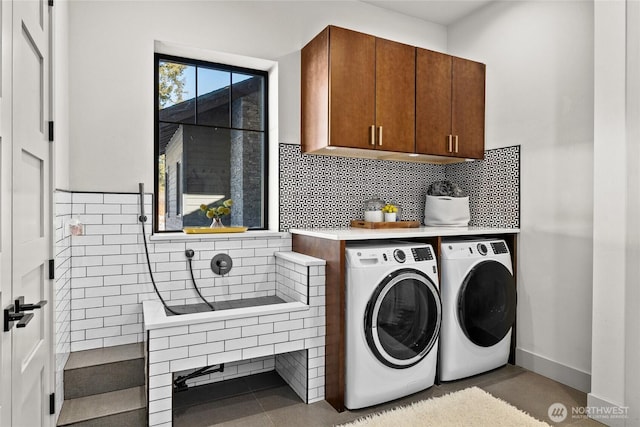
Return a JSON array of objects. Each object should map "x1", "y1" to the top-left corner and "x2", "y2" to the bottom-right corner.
[
  {"x1": 54, "y1": 190, "x2": 73, "y2": 415},
  {"x1": 54, "y1": 190, "x2": 299, "y2": 424},
  {"x1": 65, "y1": 192, "x2": 292, "y2": 352}
]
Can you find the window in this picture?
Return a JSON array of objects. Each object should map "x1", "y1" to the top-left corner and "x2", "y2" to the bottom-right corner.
[{"x1": 155, "y1": 54, "x2": 268, "y2": 231}]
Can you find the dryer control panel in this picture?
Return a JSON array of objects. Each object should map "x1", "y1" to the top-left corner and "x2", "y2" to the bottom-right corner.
[{"x1": 440, "y1": 239, "x2": 510, "y2": 261}]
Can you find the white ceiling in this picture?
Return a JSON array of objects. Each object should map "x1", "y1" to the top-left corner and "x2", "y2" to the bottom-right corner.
[{"x1": 361, "y1": 1, "x2": 493, "y2": 26}]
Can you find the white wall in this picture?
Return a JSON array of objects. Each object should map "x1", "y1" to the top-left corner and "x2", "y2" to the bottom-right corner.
[
  {"x1": 624, "y1": 2, "x2": 640, "y2": 423},
  {"x1": 67, "y1": 0, "x2": 446, "y2": 193},
  {"x1": 590, "y1": 0, "x2": 640, "y2": 424},
  {"x1": 448, "y1": 1, "x2": 594, "y2": 392},
  {"x1": 54, "y1": 0, "x2": 70, "y2": 190},
  {"x1": 592, "y1": 0, "x2": 626, "y2": 411}
]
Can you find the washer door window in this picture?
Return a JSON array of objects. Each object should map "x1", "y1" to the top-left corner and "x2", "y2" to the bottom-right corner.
[
  {"x1": 458, "y1": 260, "x2": 516, "y2": 347},
  {"x1": 365, "y1": 269, "x2": 441, "y2": 369}
]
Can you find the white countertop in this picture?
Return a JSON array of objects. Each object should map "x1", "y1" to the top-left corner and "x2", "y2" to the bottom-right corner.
[{"x1": 288, "y1": 226, "x2": 519, "y2": 241}]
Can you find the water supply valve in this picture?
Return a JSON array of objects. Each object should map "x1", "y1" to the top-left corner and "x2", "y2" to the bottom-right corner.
[{"x1": 211, "y1": 254, "x2": 233, "y2": 276}]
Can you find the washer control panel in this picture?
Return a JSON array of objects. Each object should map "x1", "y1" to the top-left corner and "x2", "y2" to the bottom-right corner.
[
  {"x1": 346, "y1": 243, "x2": 436, "y2": 267},
  {"x1": 412, "y1": 246, "x2": 434, "y2": 261}
]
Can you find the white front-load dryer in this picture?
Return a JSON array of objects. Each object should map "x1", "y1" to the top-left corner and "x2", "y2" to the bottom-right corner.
[
  {"x1": 439, "y1": 239, "x2": 516, "y2": 381},
  {"x1": 345, "y1": 242, "x2": 441, "y2": 410}
]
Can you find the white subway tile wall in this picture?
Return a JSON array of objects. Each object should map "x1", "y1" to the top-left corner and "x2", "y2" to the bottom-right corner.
[
  {"x1": 64, "y1": 192, "x2": 292, "y2": 352},
  {"x1": 275, "y1": 349, "x2": 308, "y2": 402},
  {"x1": 276, "y1": 257, "x2": 310, "y2": 304},
  {"x1": 146, "y1": 251, "x2": 326, "y2": 426},
  {"x1": 54, "y1": 191, "x2": 73, "y2": 417}
]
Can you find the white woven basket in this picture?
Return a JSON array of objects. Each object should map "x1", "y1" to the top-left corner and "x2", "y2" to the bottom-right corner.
[{"x1": 424, "y1": 195, "x2": 470, "y2": 226}]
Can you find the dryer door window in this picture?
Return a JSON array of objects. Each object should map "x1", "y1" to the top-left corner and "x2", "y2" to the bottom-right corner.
[
  {"x1": 458, "y1": 260, "x2": 516, "y2": 347},
  {"x1": 365, "y1": 269, "x2": 441, "y2": 369}
]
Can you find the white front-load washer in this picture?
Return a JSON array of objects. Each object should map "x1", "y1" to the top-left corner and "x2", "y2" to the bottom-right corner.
[
  {"x1": 439, "y1": 239, "x2": 516, "y2": 381},
  {"x1": 345, "y1": 242, "x2": 441, "y2": 409}
]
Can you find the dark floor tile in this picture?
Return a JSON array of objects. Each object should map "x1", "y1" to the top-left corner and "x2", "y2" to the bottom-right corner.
[
  {"x1": 174, "y1": 377, "x2": 251, "y2": 410},
  {"x1": 252, "y1": 384, "x2": 305, "y2": 412},
  {"x1": 175, "y1": 371, "x2": 286, "y2": 411},
  {"x1": 173, "y1": 393, "x2": 267, "y2": 427},
  {"x1": 65, "y1": 343, "x2": 144, "y2": 369},
  {"x1": 263, "y1": 398, "x2": 355, "y2": 427},
  {"x1": 245, "y1": 370, "x2": 286, "y2": 392},
  {"x1": 480, "y1": 370, "x2": 589, "y2": 425},
  {"x1": 173, "y1": 364, "x2": 598, "y2": 427},
  {"x1": 567, "y1": 416, "x2": 606, "y2": 426},
  {"x1": 437, "y1": 363, "x2": 527, "y2": 395},
  {"x1": 349, "y1": 382, "x2": 443, "y2": 418},
  {"x1": 213, "y1": 412, "x2": 274, "y2": 427}
]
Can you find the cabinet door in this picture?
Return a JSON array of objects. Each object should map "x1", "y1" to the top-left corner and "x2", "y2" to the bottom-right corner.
[
  {"x1": 452, "y1": 57, "x2": 485, "y2": 159},
  {"x1": 375, "y1": 39, "x2": 415, "y2": 153},
  {"x1": 416, "y1": 48, "x2": 453, "y2": 157},
  {"x1": 329, "y1": 27, "x2": 376, "y2": 149}
]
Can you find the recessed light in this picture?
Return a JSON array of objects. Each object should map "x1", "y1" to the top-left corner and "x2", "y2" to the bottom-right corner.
[
  {"x1": 326, "y1": 146, "x2": 337, "y2": 150},
  {"x1": 408, "y1": 153, "x2": 419, "y2": 157}
]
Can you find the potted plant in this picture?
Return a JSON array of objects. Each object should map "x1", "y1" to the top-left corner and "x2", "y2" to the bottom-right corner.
[
  {"x1": 382, "y1": 204, "x2": 398, "y2": 222},
  {"x1": 200, "y1": 199, "x2": 233, "y2": 228}
]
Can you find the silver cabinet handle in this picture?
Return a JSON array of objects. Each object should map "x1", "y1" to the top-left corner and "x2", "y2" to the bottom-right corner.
[
  {"x1": 454, "y1": 135, "x2": 459, "y2": 153},
  {"x1": 448, "y1": 135, "x2": 453, "y2": 152},
  {"x1": 378, "y1": 126, "x2": 383, "y2": 146},
  {"x1": 370, "y1": 125, "x2": 375, "y2": 146}
]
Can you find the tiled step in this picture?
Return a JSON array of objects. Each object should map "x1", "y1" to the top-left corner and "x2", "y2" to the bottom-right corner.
[
  {"x1": 64, "y1": 343, "x2": 144, "y2": 399},
  {"x1": 57, "y1": 386, "x2": 146, "y2": 427}
]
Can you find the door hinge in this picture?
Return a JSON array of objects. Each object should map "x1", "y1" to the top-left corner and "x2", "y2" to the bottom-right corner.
[
  {"x1": 49, "y1": 259, "x2": 55, "y2": 280},
  {"x1": 49, "y1": 393, "x2": 55, "y2": 415},
  {"x1": 48, "y1": 121, "x2": 54, "y2": 142},
  {"x1": 48, "y1": 0, "x2": 54, "y2": 7}
]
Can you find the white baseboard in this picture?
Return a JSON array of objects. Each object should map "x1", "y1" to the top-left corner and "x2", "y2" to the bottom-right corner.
[
  {"x1": 586, "y1": 393, "x2": 628, "y2": 427},
  {"x1": 516, "y1": 348, "x2": 591, "y2": 393}
]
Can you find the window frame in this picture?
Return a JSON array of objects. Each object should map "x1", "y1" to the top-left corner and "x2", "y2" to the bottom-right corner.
[{"x1": 154, "y1": 53, "x2": 269, "y2": 233}]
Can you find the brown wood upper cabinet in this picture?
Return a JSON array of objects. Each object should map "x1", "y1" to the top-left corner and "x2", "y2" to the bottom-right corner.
[
  {"x1": 302, "y1": 26, "x2": 415, "y2": 154},
  {"x1": 416, "y1": 48, "x2": 486, "y2": 159}
]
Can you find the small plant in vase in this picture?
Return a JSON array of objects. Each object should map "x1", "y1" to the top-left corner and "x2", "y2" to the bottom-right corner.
[
  {"x1": 200, "y1": 199, "x2": 233, "y2": 228},
  {"x1": 382, "y1": 204, "x2": 398, "y2": 222}
]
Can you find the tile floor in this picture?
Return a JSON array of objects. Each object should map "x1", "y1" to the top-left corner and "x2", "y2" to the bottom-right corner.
[{"x1": 173, "y1": 364, "x2": 603, "y2": 426}]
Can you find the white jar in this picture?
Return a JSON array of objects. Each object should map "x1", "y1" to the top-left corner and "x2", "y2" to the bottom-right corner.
[
  {"x1": 364, "y1": 210, "x2": 384, "y2": 222},
  {"x1": 384, "y1": 212, "x2": 397, "y2": 222}
]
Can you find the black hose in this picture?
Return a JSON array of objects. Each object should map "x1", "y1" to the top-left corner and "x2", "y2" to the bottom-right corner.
[
  {"x1": 138, "y1": 184, "x2": 180, "y2": 315},
  {"x1": 187, "y1": 258, "x2": 215, "y2": 310}
]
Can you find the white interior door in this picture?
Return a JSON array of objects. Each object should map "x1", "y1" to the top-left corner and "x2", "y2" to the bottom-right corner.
[
  {"x1": 10, "y1": 0, "x2": 53, "y2": 426},
  {"x1": 0, "y1": 0, "x2": 14, "y2": 423}
]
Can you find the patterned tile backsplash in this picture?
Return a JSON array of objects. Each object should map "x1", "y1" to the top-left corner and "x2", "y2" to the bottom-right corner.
[
  {"x1": 279, "y1": 143, "x2": 520, "y2": 230},
  {"x1": 446, "y1": 145, "x2": 520, "y2": 228},
  {"x1": 279, "y1": 144, "x2": 445, "y2": 229}
]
